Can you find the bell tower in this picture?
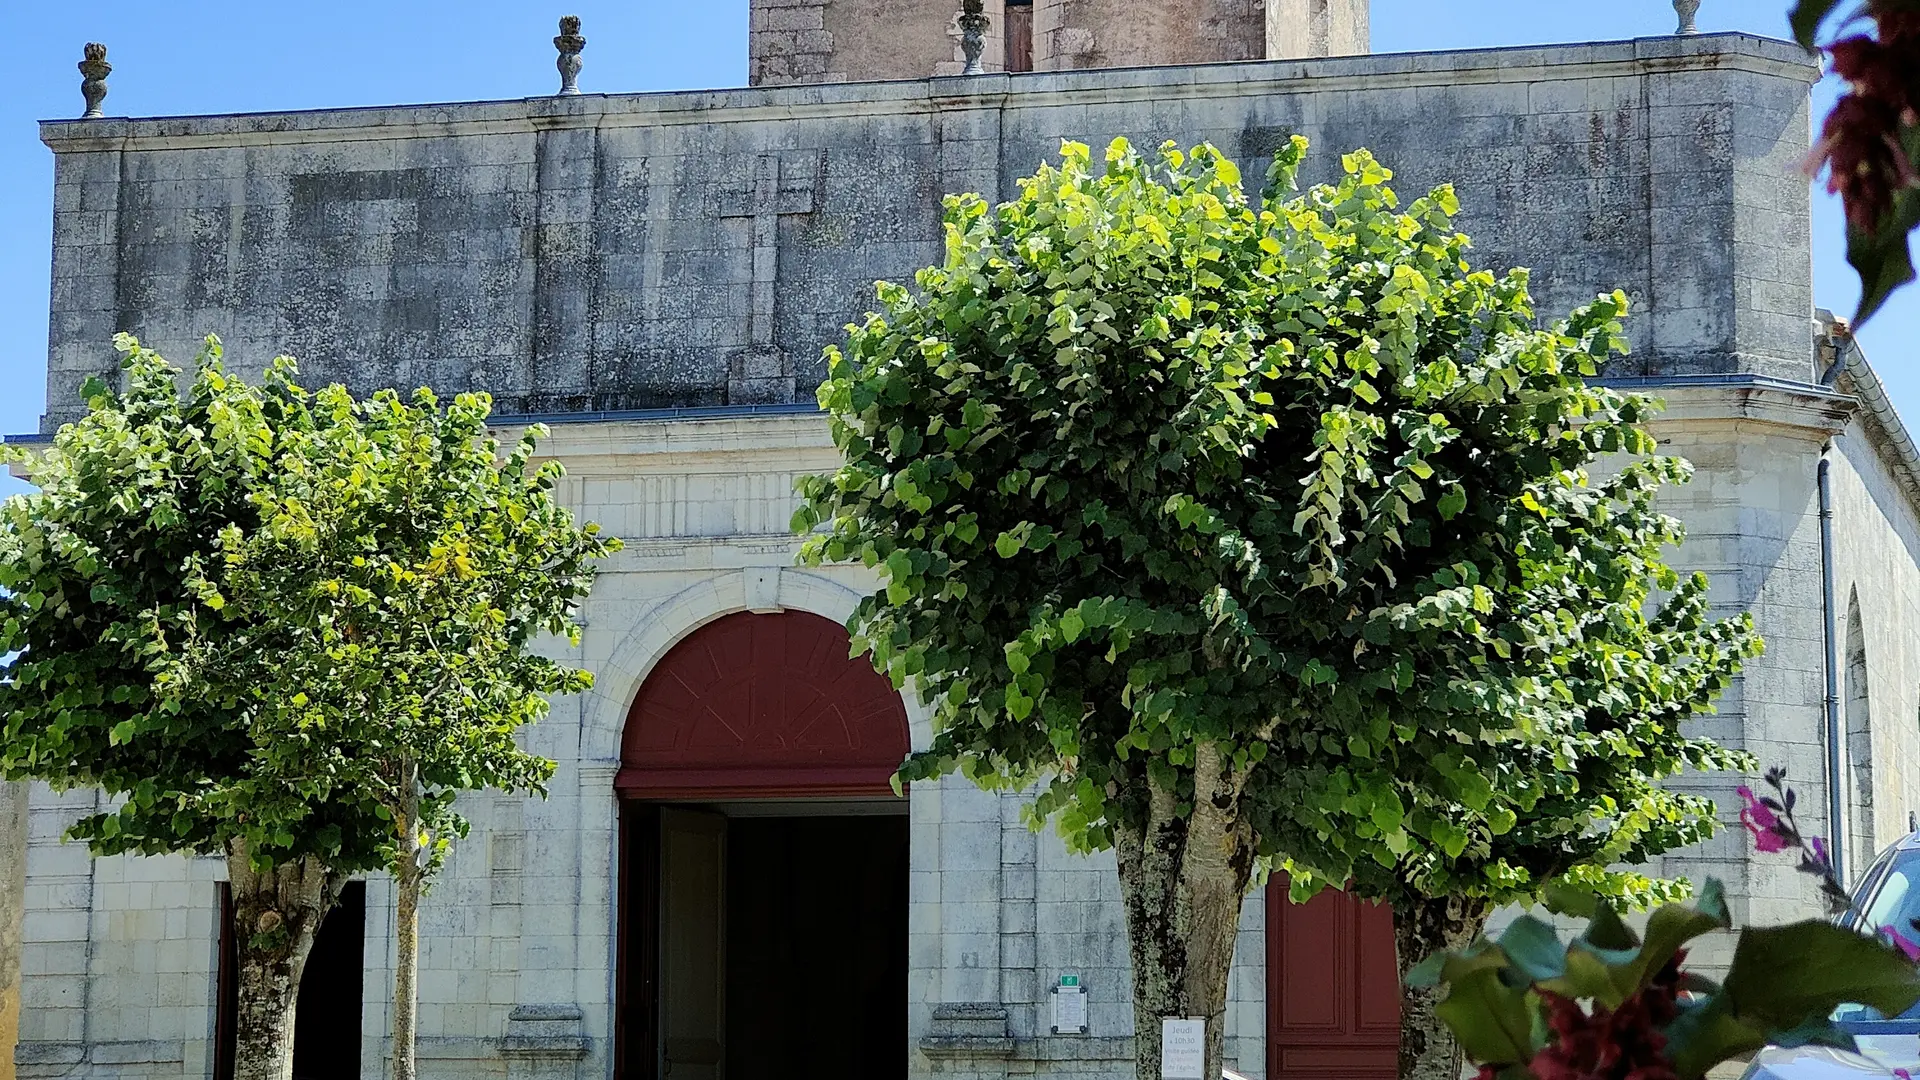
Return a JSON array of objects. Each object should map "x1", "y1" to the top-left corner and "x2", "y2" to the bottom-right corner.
[
  {"x1": 1267, "y1": 0, "x2": 1370, "y2": 60},
  {"x1": 748, "y1": 0, "x2": 1370, "y2": 86}
]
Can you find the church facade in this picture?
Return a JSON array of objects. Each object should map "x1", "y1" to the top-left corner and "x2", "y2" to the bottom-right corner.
[{"x1": 16, "y1": 5, "x2": 1920, "y2": 1079}]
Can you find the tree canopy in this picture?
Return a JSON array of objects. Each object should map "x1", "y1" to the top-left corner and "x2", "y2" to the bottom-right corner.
[
  {"x1": 797, "y1": 136, "x2": 1761, "y2": 1078},
  {"x1": 0, "y1": 336, "x2": 613, "y2": 876},
  {"x1": 0, "y1": 336, "x2": 618, "y2": 1077}
]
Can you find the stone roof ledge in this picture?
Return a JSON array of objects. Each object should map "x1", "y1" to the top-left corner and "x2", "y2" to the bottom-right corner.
[{"x1": 39, "y1": 32, "x2": 1814, "y2": 154}]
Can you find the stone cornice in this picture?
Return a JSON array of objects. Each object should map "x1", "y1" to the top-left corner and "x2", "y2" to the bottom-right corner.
[
  {"x1": 493, "y1": 407, "x2": 831, "y2": 463},
  {"x1": 39, "y1": 33, "x2": 1813, "y2": 155},
  {"x1": 1601, "y1": 375, "x2": 1857, "y2": 439}
]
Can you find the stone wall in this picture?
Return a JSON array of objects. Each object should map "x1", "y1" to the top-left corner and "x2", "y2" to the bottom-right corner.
[
  {"x1": 1826, "y1": 367, "x2": 1920, "y2": 878},
  {"x1": 1628, "y1": 379, "x2": 1855, "y2": 955},
  {"x1": 39, "y1": 34, "x2": 1818, "y2": 433}
]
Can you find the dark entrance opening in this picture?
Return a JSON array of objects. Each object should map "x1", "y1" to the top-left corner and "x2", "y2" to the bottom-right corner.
[
  {"x1": 215, "y1": 880, "x2": 367, "y2": 1080},
  {"x1": 614, "y1": 611, "x2": 914, "y2": 1080},
  {"x1": 618, "y1": 804, "x2": 908, "y2": 1080},
  {"x1": 727, "y1": 815, "x2": 907, "y2": 1080},
  {"x1": 293, "y1": 881, "x2": 366, "y2": 1079}
]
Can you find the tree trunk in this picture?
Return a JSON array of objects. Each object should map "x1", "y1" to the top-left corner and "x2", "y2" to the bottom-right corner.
[
  {"x1": 393, "y1": 770, "x2": 422, "y2": 1080},
  {"x1": 1395, "y1": 893, "x2": 1491, "y2": 1080},
  {"x1": 226, "y1": 839, "x2": 338, "y2": 1080},
  {"x1": 1114, "y1": 743, "x2": 1256, "y2": 1080}
]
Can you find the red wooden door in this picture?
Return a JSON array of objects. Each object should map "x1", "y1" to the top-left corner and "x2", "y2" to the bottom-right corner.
[{"x1": 1267, "y1": 880, "x2": 1400, "y2": 1079}]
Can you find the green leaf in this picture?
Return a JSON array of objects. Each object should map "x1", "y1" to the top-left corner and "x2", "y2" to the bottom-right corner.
[
  {"x1": 1848, "y1": 187, "x2": 1920, "y2": 325},
  {"x1": 1665, "y1": 997, "x2": 1769, "y2": 1080},
  {"x1": 1498, "y1": 916, "x2": 1568, "y2": 982},
  {"x1": 1622, "y1": 883, "x2": 1732, "y2": 990},
  {"x1": 1536, "y1": 880, "x2": 1597, "y2": 910},
  {"x1": 1435, "y1": 966, "x2": 1536, "y2": 1065},
  {"x1": 1724, "y1": 920, "x2": 1920, "y2": 1029},
  {"x1": 1788, "y1": 0, "x2": 1845, "y2": 50}
]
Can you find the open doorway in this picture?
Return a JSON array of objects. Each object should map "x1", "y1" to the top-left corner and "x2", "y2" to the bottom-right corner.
[
  {"x1": 215, "y1": 880, "x2": 367, "y2": 1080},
  {"x1": 618, "y1": 802, "x2": 908, "y2": 1080}
]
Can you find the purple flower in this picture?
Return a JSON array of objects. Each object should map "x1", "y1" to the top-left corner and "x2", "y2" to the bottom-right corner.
[{"x1": 1811, "y1": 836, "x2": 1831, "y2": 867}]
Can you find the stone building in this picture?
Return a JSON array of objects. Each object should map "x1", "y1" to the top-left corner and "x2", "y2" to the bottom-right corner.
[{"x1": 13, "y1": 4, "x2": 1920, "y2": 1079}]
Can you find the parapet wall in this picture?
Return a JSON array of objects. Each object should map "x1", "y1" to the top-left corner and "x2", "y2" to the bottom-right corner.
[{"x1": 39, "y1": 34, "x2": 1816, "y2": 431}]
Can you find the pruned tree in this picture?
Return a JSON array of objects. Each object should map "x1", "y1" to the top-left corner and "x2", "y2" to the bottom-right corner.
[
  {"x1": 796, "y1": 138, "x2": 1760, "y2": 1080},
  {"x1": 0, "y1": 337, "x2": 617, "y2": 1080}
]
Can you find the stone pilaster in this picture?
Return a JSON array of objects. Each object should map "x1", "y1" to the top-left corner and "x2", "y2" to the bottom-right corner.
[
  {"x1": 0, "y1": 782, "x2": 27, "y2": 1080},
  {"x1": 41, "y1": 136, "x2": 125, "y2": 432},
  {"x1": 528, "y1": 98, "x2": 605, "y2": 415},
  {"x1": 998, "y1": 793, "x2": 1037, "y2": 1038}
]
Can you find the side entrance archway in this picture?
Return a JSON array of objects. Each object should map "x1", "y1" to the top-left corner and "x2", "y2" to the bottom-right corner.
[{"x1": 615, "y1": 611, "x2": 911, "y2": 1080}]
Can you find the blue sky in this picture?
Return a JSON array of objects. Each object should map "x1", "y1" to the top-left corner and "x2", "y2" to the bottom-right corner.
[{"x1": 0, "y1": 0, "x2": 1901, "y2": 503}]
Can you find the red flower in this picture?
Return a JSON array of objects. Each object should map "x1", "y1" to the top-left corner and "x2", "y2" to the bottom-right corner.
[
  {"x1": 1803, "y1": 12, "x2": 1920, "y2": 235},
  {"x1": 1526, "y1": 953, "x2": 1686, "y2": 1080}
]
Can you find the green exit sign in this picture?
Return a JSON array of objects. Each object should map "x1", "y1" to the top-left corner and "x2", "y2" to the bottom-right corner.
[{"x1": 1059, "y1": 975, "x2": 1079, "y2": 987}]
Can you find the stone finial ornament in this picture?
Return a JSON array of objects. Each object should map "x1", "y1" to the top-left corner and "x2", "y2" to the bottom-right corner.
[
  {"x1": 1674, "y1": 0, "x2": 1700, "y2": 34},
  {"x1": 78, "y1": 42, "x2": 110, "y2": 119},
  {"x1": 555, "y1": 16, "x2": 586, "y2": 95},
  {"x1": 959, "y1": 0, "x2": 989, "y2": 75}
]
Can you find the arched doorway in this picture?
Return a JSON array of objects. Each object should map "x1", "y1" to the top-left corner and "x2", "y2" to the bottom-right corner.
[{"x1": 615, "y1": 611, "x2": 911, "y2": 1080}]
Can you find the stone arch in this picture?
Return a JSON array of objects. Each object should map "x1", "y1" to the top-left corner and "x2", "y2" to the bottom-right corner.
[
  {"x1": 616, "y1": 609, "x2": 910, "y2": 798},
  {"x1": 578, "y1": 567, "x2": 932, "y2": 769},
  {"x1": 1845, "y1": 588, "x2": 1875, "y2": 871}
]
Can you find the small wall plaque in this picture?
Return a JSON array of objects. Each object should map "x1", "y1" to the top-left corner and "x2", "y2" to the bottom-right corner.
[{"x1": 1050, "y1": 975, "x2": 1088, "y2": 1034}]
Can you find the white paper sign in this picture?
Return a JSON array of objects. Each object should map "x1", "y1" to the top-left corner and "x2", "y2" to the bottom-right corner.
[
  {"x1": 1051, "y1": 985, "x2": 1087, "y2": 1033},
  {"x1": 1160, "y1": 1018, "x2": 1207, "y2": 1079}
]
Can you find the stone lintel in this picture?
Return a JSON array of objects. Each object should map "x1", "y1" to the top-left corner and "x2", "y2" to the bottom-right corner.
[
  {"x1": 13, "y1": 1041, "x2": 84, "y2": 1067},
  {"x1": 920, "y1": 1002, "x2": 1015, "y2": 1058},
  {"x1": 499, "y1": 1003, "x2": 591, "y2": 1059}
]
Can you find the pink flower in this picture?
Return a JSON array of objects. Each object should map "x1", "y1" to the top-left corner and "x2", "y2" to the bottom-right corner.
[
  {"x1": 1893, "y1": 1069, "x2": 1911, "y2": 1080},
  {"x1": 1884, "y1": 926, "x2": 1920, "y2": 962},
  {"x1": 1737, "y1": 787, "x2": 1790, "y2": 853}
]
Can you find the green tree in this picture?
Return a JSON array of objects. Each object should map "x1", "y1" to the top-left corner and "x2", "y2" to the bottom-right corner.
[
  {"x1": 0, "y1": 337, "x2": 617, "y2": 1080},
  {"x1": 796, "y1": 138, "x2": 1760, "y2": 1080}
]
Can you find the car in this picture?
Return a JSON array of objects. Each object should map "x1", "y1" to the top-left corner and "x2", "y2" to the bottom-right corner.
[{"x1": 1741, "y1": 830, "x2": 1920, "y2": 1080}]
